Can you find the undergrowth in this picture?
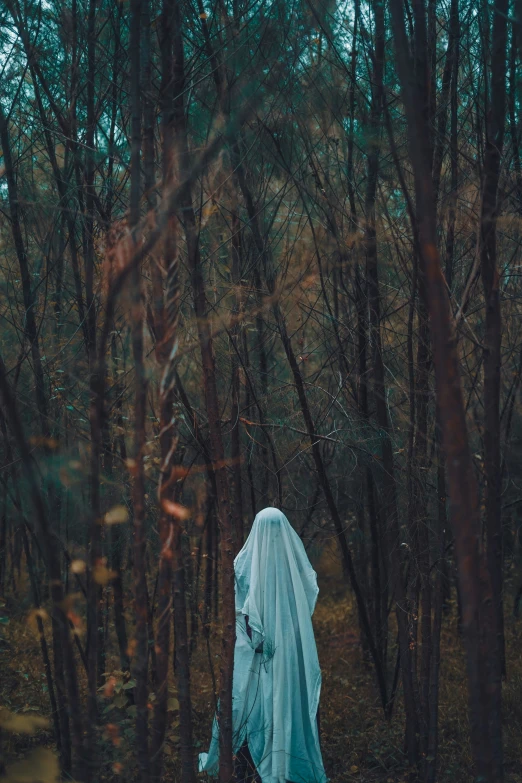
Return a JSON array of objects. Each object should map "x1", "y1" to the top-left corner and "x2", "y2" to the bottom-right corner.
[{"x1": 1, "y1": 543, "x2": 521, "y2": 782}]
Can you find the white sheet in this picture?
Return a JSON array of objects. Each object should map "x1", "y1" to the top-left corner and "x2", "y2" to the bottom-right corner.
[{"x1": 199, "y1": 507, "x2": 327, "y2": 783}]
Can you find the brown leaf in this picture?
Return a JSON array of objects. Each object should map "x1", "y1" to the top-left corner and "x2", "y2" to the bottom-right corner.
[
  {"x1": 125, "y1": 458, "x2": 138, "y2": 476},
  {"x1": 93, "y1": 563, "x2": 117, "y2": 586},
  {"x1": 0, "y1": 707, "x2": 49, "y2": 735},
  {"x1": 102, "y1": 505, "x2": 129, "y2": 526},
  {"x1": 26, "y1": 609, "x2": 49, "y2": 638},
  {"x1": 104, "y1": 676, "x2": 117, "y2": 698},
  {"x1": 161, "y1": 499, "x2": 190, "y2": 520}
]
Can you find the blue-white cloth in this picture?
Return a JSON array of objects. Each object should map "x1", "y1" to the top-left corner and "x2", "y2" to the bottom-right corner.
[{"x1": 199, "y1": 507, "x2": 327, "y2": 783}]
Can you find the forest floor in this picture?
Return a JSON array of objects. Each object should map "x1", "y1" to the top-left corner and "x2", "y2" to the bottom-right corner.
[{"x1": 1, "y1": 543, "x2": 522, "y2": 782}]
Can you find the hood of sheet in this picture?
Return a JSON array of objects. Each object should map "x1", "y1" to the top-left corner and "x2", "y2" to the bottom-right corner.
[{"x1": 199, "y1": 507, "x2": 327, "y2": 783}]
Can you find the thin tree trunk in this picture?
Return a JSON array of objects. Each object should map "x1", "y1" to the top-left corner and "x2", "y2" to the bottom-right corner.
[
  {"x1": 150, "y1": 0, "x2": 191, "y2": 773},
  {"x1": 109, "y1": 336, "x2": 130, "y2": 672},
  {"x1": 166, "y1": 2, "x2": 234, "y2": 777},
  {"x1": 444, "y1": 0, "x2": 460, "y2": 292},
  {"x1": 480, "y1": 0, "x2": 508, "y2": 685},
  {"x1": 425, "y1": 419, "x2": 447, "y2": 783},
  {"x1": 389, "y1": 2, "x2": 503, "y2": 778},
  {"x1": 415, "y1": 296, "x2": 432, "y2": 771},
  {"x1": 22, "y1": 525, "x2": 61, "y2": 750},
  {"x1": 129, "y1": 0, "x2": 149, "y2": 777},
  {"x1": 364, "y1": 0, "x2": 417, "y2": 757},
  {"x1": 84, "y1": 2, "x2": 103, "y2": 778}
]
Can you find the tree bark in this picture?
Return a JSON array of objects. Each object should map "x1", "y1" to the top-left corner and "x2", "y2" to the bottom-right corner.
[
  {"x1": 129, "y1": 0, "x2": 149, "y2": 777},
  {"x1": 364, "y1": 0, "x2": 418, "y2": 758},
  {"x1": 389, "y1": 1, "x2": 503, "y2": 778},
  {"x1": 480, "y1": 0, "x2": 508, "y2": 687}
]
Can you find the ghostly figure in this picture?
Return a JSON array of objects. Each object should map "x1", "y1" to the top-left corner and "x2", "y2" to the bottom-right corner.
[{"x1": 199, "y1": 507, "x2": 327, "y2": 783}]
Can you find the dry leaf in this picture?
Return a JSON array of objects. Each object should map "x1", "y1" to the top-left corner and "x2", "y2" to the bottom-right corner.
[
  {"x1": 125, "y1": 458, "x2": 138, "y2": 476},
  {"x1": 161, "y1": 499, "x2": 190, "y2": 520},
  {"x1": 104, "y1": 676, "x2": 117, "y2": 698},
  {"x1": 102, "y1": 505, "x2": 129, "y2": 526},
  {"x1": 127, "y1": 638, "x2": 137, "y2": 658},
  {"x1": 93, "y1": 563, "x2": 117, "y2": 586},
  {"x1": 105, "y1": 723, "x2": 121, "y2": 746}
]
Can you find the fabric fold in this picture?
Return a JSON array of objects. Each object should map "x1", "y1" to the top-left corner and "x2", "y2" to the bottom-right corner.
[{"x1": 199, "y1": 507, "x2": 327, "y2": 783}]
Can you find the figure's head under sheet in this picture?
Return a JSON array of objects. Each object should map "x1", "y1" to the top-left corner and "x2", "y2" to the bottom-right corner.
[{"x1": 234, "y1": 507, "x2": 320, "y2": 650}]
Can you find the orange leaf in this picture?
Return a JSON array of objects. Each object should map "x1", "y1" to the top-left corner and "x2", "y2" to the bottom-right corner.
[
  {"x1": 161, "y1": 499, "x2": 191, "y2": 520},
  {"x1": 70, "y1": 559, "x2": 86, "y2": 574},
  {"x1": 93, "y1": 563, "x2": 117, "y2": 586}
]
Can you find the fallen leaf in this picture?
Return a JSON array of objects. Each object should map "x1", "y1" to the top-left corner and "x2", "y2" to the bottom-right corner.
[{"x1": 26, "y1": 609, "x2": 48, "y2": 638}]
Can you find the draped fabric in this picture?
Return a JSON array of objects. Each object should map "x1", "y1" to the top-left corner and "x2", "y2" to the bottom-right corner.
[{"x1": 199, "y1": 507, "x2": 327, "y2": 783}]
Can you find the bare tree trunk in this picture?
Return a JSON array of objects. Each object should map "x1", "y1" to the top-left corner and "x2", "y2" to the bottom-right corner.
[
  {"x1": 162, "y1": 3, "x2": 235, "y2": 777},
  {"x1": 389, "y1": 1, "x2": 503, "y2": 779},
  {"x1": 414, "y1": 296, "x2": 432, "y2": 771},
  {"x1": 129, "y1": 1, "x2": 149, "y2": 777},
  {"x1": 347, "y1": 0, "x2": 360, "y2": 223},
  {"x1": 172, "y1": 520, "x2": 195, "y2": 782},
  {"x1": 108, "y1": 336, "x2": 130, "y2": 673},
  {"x1": 480, "y1": 0, "x2": 508, "y2": 687},
  {"x1": 230, "y1": 198, "x2": 245, "y2": 548},
  {"x1": 150, "y1": 0, "x2": 195, "y2": 775},
  {"x1": 444, "y1": 0, "x2": 460, "y2": 292},
  {"x1": 432, "y1": 0, "x2": 459, "y2": 203}
]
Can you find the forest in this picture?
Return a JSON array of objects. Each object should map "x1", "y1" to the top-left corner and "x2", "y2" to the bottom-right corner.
[{"x1": 0, "y1": 0, "x2": 521, "y2": 781}]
